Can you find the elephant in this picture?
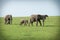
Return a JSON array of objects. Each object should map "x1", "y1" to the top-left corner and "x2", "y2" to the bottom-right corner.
[
  {"x1": 20, "y1": 19, "x2": 28, "y2": 25},
  {"x1": 4, "y1": 15, "x2": 12, "y2": 24},
  {"x1": 29, "y1": 14, "x2": 48, "y2": 26}
]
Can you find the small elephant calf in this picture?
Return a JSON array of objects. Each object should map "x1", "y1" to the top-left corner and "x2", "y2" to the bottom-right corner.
[{"x1": 20, "y1": 19, "x2": 28, "y2": 25}]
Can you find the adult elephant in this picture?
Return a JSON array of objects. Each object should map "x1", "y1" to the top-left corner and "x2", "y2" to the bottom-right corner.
[
  {"x1": 4, "y1": 15, "x2": 12, "y2": 24},
  {"x1": 29, "y1": 14, "x2": 48, "y2": 26}
]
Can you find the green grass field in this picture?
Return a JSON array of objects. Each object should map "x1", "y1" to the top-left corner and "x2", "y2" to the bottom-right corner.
[{"x1": 0, "y1": 16, "x2": 60, "y2": 40}]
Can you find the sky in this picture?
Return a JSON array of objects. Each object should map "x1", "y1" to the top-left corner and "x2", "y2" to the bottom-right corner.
[{"x1": 0, "y1": 0, "x2": 60, "y2": 17}]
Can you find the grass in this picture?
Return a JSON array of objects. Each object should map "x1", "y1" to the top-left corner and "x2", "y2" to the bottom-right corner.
[{"x1": 0, "y1": 16, "x2": 60, "y2": 40}]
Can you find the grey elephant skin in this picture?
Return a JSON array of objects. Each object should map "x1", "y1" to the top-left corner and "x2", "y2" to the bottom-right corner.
[
  {"x1": 29, "y1": 14, "x2": 48, "y2": 26},
  {"x1": 4, "y1": 15, "x2": 12, "y2": 24}
]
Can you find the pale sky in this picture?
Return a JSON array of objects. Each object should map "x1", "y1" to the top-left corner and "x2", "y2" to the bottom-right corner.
[{"x1": 0, "y1": 0, "x2": 60, "y2": 17}]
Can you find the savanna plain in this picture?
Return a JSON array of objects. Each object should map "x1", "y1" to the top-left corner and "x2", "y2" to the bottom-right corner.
[{"x1": 0, "y1": 16, "x2": 60, "y2": 40}]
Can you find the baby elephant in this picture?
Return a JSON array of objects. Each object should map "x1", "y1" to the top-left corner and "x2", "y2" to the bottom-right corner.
[{"x1": 20, "y1": 19, "x2": 28, "y2": 26}]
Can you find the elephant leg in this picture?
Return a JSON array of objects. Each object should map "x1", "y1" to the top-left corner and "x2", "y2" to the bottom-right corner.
[
  {"x1": 24, "y1": 22, "x2": 27, "y2": 26},
  {"x1": 39, "y1": 20, "x2": 42, "y2": 26},
  {"x1": 10, "y1": 20, "x2": 11, "y2": 24},
  {"x1": 24, "y1": 23, "x2": 25, "y2": 25},
  {"x1": 10, "y1": 20, "x2": 12, "y2": 24},
  {"x1": 5, "y1": 18, "x2": 7, "y2": 24},
  {"x1": 43, "y1": 20, "x2": 44, "y2": 26},
  {"x1": 7, "y1": 20, "x2": 10, "y2": 24},
  {"x1": 31, "y1": 22, "x2": 33, "y2": 26},
  {"x1": 9, "y1": 21, "x2": 10, "y2": 24},
  {"x1": 30, "y1": 19, "x2": 33, "y2": 26},
  {"x1": 36, "y1": 21, "x2": 38, "y2": 26},
  {"x1": 28, "y1": 21, "x2": 31, "y2": 26},
  {"x1": 7, "y1": 21, "x2": 9, "y2": 24},
  {"x1": 6, "y1": 20, "x2": 9, "y2": 24}
]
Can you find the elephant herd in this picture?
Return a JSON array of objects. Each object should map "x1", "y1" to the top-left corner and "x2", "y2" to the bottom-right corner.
[{"x1": 4, "y1": 14, "x2": 48, "y2": 26}]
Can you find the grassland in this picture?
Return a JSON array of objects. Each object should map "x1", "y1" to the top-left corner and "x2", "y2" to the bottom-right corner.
[{"x1": 0, "y1": 16, "x2": 60, "y2": 40}]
